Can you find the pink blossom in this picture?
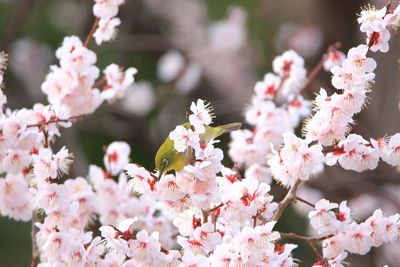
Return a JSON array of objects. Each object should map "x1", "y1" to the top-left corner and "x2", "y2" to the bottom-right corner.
[{"x1": 104, "y1": 141, "x2": 131, "y2": 176}]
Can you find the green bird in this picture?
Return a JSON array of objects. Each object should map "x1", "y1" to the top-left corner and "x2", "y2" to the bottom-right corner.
[{"x1": 155, "y1": 122, "x2": 241, "y2": 179}]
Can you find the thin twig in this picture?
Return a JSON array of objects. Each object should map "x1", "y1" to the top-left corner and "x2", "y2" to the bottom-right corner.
[
  {"x1": 278, "y1": 232, "x2": 333, "y2": 260},
  {"x1": 307, "y1": 240, "x2": 323, "y2": 259},
  {"x1": 209, "y1": 203, "x2": 224, "y2": 212},
  {"x1": 202, "y1": 209, "x2": 209, "y2": 223},
  {"x1": 272, "y1": 179, "x2": 302, "y2": 221},
  {"x1": 27, "y1": 114, "x2": 85, "y2": 128},
  {"x1": 93, "y1": 76, "x2": 107, "y2": 89},
  {"x1": 322, "y1": 146, "x2": 344, "y2": 154},
  {"x1": 295, "y1": 196, "x2": 315, "y2": 208},
  {"x1": 278, "y1": 232, "x2": 333, "y2": 242},
  {"x1": 287, "y1": 42, "x2": 342, "y2": 105},
  {"x1": 83, "y1": 17, "x2": 100, "y2": 47},
  {"x1": 30, "y1": 211, "x2": 40, "y2": 267}
]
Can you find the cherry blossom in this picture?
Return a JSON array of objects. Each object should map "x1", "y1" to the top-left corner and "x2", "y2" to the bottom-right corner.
[
  {"x1": 1, "y1": 0, "x2": 400, "y2": 266},
  {"x1": 169, "y1": 125, "x2": 200, "y2": 152},
  {"x1": 188, "y1": 99, "x2": 214, "y2": 133},
  {"x1": 103, "y1": 141, "x2": 131, "y2": 176},
  {"x1": 101, "y1": 64, "x2": 137, "y2": 102},
  {"x1": 268, "y1": 132, "x2": 324, "y2": 187},
  {"x1": 94, "y1": 17, "x2": 121, "y2": 45}
]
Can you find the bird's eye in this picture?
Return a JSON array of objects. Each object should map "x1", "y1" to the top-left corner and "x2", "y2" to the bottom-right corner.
[{"x1": 162, "y1": 158, "x2": 168, "y2": 167}]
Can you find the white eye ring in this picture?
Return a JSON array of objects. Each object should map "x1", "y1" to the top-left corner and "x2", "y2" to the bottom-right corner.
[{"x1": 162, "y1": 158, "x2": 168, "y2": 167}]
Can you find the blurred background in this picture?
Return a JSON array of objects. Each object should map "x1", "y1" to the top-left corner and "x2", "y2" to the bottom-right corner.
[{"x1": 0, "y1": 0, "x2": 399, "y2": 266}]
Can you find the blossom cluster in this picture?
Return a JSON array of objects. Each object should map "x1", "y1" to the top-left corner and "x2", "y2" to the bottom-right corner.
[
  {"x1": 309, "y1": 200, "x2": 399, "y2": 261},
  {"x1": 1, "y1": 0, "x2": 400, "y2": 266},
  {"x1": 125, "y1": 98, "x2": 298, "y2": 265},
  {"x1": 92, "y1": 0, "x2": 124, "y2": 45},
  {"x1": 229, "y1": 49, "x2": 312, "y2": 172}
]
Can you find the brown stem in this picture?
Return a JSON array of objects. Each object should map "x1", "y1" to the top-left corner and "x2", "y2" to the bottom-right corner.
[
  {"x1": 202, "y1": 209, "x2": 209, "y2": 223},
  {"x1": 83, "y1": 17, "x2": 100, "y2": 47},
  {"x1": 42, "y1": 129, "x2": 49, "y2": 148},
  {"x1": 322, "y1": 146, "x2": 344, "y2": 154},
  {"x1": 273, "y1": 74, "x2": 288, "y2": 102},
  {"x1": 93, "y1": 76, "x2": 107, "y2": 89},
  {"x1": 252, "y1": 213, "x2": 258, "y2": 228},
  {"x1": 307, "y1": 240, "x2": 323, "y2": 260},
  {"x1": 209, "y1": 203, "x2": 224, "y2": 212},
  {"x1": 278, "y1": 232, "x2": 334, "y2": 260},
  {"x1": 288, "y1": 42, "x2": 342, "y2": 104},
  {"x1": 295, "y1": 196, "x2": 315, "y2": 208},
  {"x1": 27, "y1": 114, "x2": 85, "y2": 128},
  {"x1": 278, "y1": 232, "x2": 333, "y2": 242},
  {"x1": 30, "y1": 211, "x2": 40, "y2": 267},
  {"x1": 272, "y1": 179, "x2": 303, "y2": 221}
]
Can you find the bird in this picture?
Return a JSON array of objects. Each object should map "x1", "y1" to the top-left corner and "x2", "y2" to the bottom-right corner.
[{"x1": 155, "y1": 122, "x2": 241, "y2": 179}]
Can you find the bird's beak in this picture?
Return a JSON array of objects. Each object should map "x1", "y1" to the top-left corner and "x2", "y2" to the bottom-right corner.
[{"x1": 158, "y1": 166, "x2": 166, "y2": 180}]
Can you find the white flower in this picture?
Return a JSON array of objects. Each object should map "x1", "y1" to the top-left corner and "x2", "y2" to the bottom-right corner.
[
  {"x1": 169, "y1": 125, "x2": 200, "y2": 152},
  {"x1": 358, "y1": 6, "x2": 387, "y2": 33},
  {"x1": 254, "y1": 73, "x2": 280, "y2": 100},
  {"x1": 188, "y1": 99, "x2": 214, "y2": 134},
  {"x1": 94, "y1": 17, "x2": 121, "y2": 45},
  {"x1": 157, "y1": 50, "x2": 185, "y2": 82},
  {"x1": 343, "y1": 45, "x2": 376, "y2": 73},
  {"x1": 331, "y1": 64, "x2": 374, "y2": 90},
  {"x1": 379, "y1": 133, "x2": 400, "y2": 166},
  {"x1": 273, "y1": 50, "x2": 305, "y2": 77},
  {"x1": 93, "y1": 0, "x2": 124, "y2": 20},
  {"x1": 0, "y1": 174, "x2": 32, "y2": 221},
  {"x1": 328, "y1": 252, "x2": 348, "y2": 267},
  {"x1": 120, "y1": 81, "x2": 156, "y2": 116},
  {"x1": 268, "y1": 132, "x2": 324, "y2": 187},
  {"x1": 309, "y1": 199, "x2": 341, "y2": 235},
  {"x1": 102, "y1": 64, "x2": 137, "y2": 102},
  {"x1": 192, "y1": 222, "x2": 222, "y2": 252},
  {"x1": 32, "y1": 147, "x2": 73, "y2": 180},
  {"x1": 124, "y1": 164, "x2": 155, "y2": 194},
  {"x1": 104, "y1": 141, "x2": 131, "y2": 176},
  {"x1": 342, "y1": 222, "x2": 374, "y2": 255},
  {"x1": 179, "y1": 251, "x2": 209, "y2": 267},
  {"x1": 325, "y1": 134, "x2": 379, "y2": 172},
  {"x1": 1, "y1": 149, "x2": 32, "y2": 174},
  {"x1": 323, "y1": 49, "x2": 346, "y2": 71},
  {"x1": 368, "y1": 28, "x2": 390, "y2": 53}
]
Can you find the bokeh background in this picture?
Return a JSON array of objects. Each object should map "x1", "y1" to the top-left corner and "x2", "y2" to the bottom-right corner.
[{"x1": 1, "y1": 0, "x2": 399, "y2": 266}]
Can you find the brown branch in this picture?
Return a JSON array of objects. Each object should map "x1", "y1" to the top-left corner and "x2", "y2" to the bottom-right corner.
[
  {"x1": 209, "y1": 203, "x2": 224, "y2": 212},
  {"x1": 30, "y1": 211, "x2": 40, "y2": 267},
  {"x1": 278, "y1": 232, "x2": 334, "y2": 261},
  {"x1": 272, "y1": 179, "x2": 303, "y2": 221},
  {"x1": 278, "y1": 232, "x2": 333, "y2": 242},
  {"x1": 202, "y1": 209, "x2": 209, "y2": 223},
  {"x1": 84, "y1": 17, "x2": 100, "y2": 47},
  {"x1": 295, "y1": 196, "x2": 315, "y2": 208},
  {"x1": 93, "y1": 76, "x2": 107, "y2": 89},
  {"x1": 287, "y1": 42, "x2": 342, "y2": 105},
  {"x1": 27, "y1": 114, "x2": 85, "y2": 128},
  {"x1": 322, "y1": 146, "x2": 344, "y2": 154},
  {"x1": 307, "y1": 240, "x2": 323, "y2": 259}
]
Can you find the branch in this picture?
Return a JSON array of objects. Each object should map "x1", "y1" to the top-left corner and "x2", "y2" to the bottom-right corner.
[
  {"x1": 295, "y1": 196, "x2": 315, "y2": 208},
  {"x1": 278, "y1": 232, "x2": 333, "y2": 242},
  {"x1": 278, "y1": 232, "x2": 334, "y2": 261},
  {"x1": 26, "y1": 114, "x2": 85, "y2": 128},
  {"x1": 286, "y1": 42, "x2": 342, "y2": 105},
  {"x1": 84, "y1": 17, "x2": 100, "y2": 47},
  {"x1": 272, "y1": 179, "x2": 303, "y2": 221},
  {"x1": 30, "y1": 211, "x2": 40, "y2": 267}
]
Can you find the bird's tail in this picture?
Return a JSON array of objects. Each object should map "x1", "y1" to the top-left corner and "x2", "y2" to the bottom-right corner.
[{"x1": 210, "y1": 122, "x2": 242, "y2": 139}]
